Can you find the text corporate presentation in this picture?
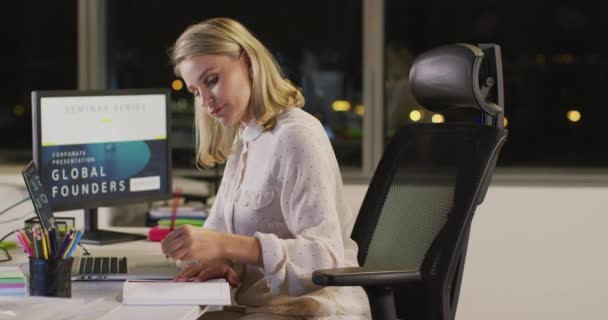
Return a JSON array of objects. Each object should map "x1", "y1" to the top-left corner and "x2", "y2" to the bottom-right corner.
[{"x1": 37, "y1": 94, "x2": 169, "y2": 207}]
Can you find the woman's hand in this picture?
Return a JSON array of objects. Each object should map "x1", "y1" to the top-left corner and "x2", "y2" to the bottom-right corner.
[
  {"x1": 162, "y1": 225, "x2": 264, "y2": 268},
  {"x1": 161, "y1": 225, "x2": 226, "y2": 262},
  {"x1": 175, "y1": 260, "x2": 240, "y2": 288}
]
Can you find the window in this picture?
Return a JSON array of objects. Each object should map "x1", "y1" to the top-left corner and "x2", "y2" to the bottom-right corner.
[
  {"x1": 5, "y1": 1, "x2": 603, "y2": 172},
  {"x1": 0, "y1": 2, "x2": 77, "y2": 161},
  {"x1": 385, "y1": 1, "x2": 607, "y2": 167},
  {"x1": 107, "y1": 0, "x2": 363, "y2": 168}
]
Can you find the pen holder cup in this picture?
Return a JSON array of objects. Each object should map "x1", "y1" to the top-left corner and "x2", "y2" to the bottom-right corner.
[{"x1": 28, "y1": 257, "x2": 73, "y2": 298}]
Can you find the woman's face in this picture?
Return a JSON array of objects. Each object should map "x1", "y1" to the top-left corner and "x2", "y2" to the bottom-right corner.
[{"x1": 179, "y1": 54, "x2": 252, "y2": 127}]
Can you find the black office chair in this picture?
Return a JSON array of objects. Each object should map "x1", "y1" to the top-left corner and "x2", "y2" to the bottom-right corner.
[{"x1": 312, "y1": 43, "x2": 508, "y2": 320}]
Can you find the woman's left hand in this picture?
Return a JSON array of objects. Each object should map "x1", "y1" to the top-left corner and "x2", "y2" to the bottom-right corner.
[{"x1": 161, "y1": 225, "x2": 226, "y2": 262}]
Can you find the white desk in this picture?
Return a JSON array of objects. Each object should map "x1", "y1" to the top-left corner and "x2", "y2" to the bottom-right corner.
[{"x1": 2, "y1": 227, "x2": 211, "y2": 320}]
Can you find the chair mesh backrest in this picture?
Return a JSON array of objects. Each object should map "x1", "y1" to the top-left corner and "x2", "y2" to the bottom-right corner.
[
  {"x1": 364, "y1": 173, "x2": 455, "y2": 269},
  {"x1": 353, "y1": 123, "x2": 505, "y2": 273}
]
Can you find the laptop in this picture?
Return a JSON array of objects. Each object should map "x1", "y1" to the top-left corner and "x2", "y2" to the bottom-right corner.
[
  {"x1": 71, "y1": 255, "x2": 180, "y2": 281},
  {"x1": 21, "y1": 160, "x2": 181, "y2": 281}
]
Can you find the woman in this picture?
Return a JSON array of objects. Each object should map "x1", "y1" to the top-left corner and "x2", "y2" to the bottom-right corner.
[{"x1": 161, "y1": 17, "x2": 370, "y2": 320}]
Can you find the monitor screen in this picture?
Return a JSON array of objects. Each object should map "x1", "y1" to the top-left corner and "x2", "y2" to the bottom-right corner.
[{"x1": 31, "y1": 89, "x2": 172, "y2": 211}]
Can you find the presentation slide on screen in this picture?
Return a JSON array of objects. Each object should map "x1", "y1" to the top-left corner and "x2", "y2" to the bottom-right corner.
[{"x1": 38, "y1": 95, "x2": 169, "y2": 205}]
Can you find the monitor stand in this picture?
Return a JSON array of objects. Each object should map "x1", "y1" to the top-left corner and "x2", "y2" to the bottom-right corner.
[{"x1": 80, "y1": 208, "x2": 147, "y2": 245}]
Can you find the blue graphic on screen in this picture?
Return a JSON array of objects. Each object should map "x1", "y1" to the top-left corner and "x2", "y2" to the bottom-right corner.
[{"x1": 39, "y1": 139, "x2": 168, "y2": 206}]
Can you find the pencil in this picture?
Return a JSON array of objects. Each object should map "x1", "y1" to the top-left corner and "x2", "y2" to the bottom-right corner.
[
  {"x1": 41, "y1": 229, "x2": 48, "y2": 259},
  {"x1": 55, "y1": 230, "x2": 73, "y2": 259},
  {"x1": 61, "y1": 233, "x2": 77, "y2": 259},
  {"x1": 19, "y1": 229, "x2": 31, "y2": 249},
  {"x1": 15, "y1": 233, "x2": 32, "y2": 257},
  {"x1": 26, "y1": 230, "x2": 36, "y2": 257},
  {"x1": 64, "y1": 230, "x2": 83, "y2": 258},
  {"x1": 49, "y1": 228, "x2": 58, "y2": 255},
  {"x1": 44, "y1": 230, "x2": 51, "y2": 257},
  {"x1": 47, "y1": 229, "x2": 55, "y2": 257},
  {"x1": 33, "y1": 232, "x2": 40, "y2": 259}
]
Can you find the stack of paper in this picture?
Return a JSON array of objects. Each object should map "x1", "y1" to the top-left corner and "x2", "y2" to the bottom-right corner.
[
  {"x1": 149, "y1": 206, "x2": 208, "y2": 231},
  {"x1": 149, "y1": 206, "x2": 209, "y2": 220},
  {"x1": 0, "y1": 266, "x2": 27, "y2": 296},
  {"x1": 157, "y1": 218, "x2": 205, "y2": 228},
  {"x1": 122, "y1": 279, "x2": 230, "y2": 306}
]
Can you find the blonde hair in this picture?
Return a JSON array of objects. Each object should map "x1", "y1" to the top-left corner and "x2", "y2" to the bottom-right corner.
[{"x1": 170, "y1": 18, "x2": 304, "y2": 168}]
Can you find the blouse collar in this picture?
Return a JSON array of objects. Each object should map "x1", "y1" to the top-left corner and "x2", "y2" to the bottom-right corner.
[{"x1": 241, "y1": 117, "x2": 264, "y2": 143}]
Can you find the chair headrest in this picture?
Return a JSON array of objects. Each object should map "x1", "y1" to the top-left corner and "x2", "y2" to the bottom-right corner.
[{"x1": 409, "y1": 43, "x2": 503, "y2": 118}]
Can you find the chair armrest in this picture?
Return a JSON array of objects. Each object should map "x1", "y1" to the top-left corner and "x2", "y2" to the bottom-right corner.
[{"x1": 312, "y1": 266, "x2": 421, "y2": 287}]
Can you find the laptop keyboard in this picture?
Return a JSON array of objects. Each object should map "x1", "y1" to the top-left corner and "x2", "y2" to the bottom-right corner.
[{"x1": 78, "y1": 256, "x2": 128, "y2": 275}]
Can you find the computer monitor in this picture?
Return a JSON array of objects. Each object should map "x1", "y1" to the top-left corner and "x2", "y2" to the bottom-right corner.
[{"x1": 31, "y1": 89, "x2": 172, "y2": 245}]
